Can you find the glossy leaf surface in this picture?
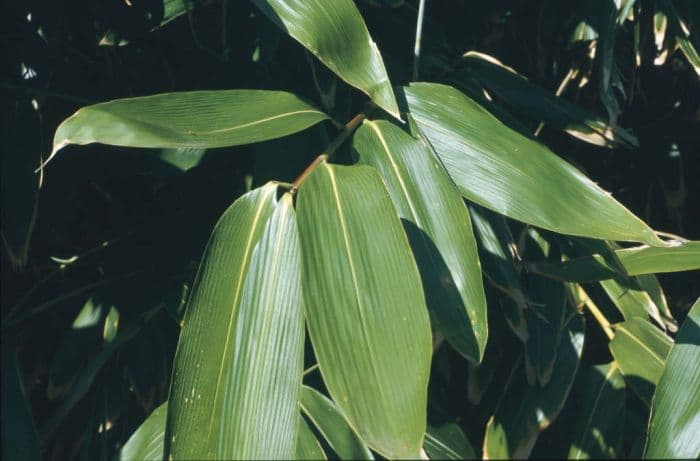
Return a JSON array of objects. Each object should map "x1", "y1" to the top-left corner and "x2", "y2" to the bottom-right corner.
[
  {"x1": 568, "y1": 364, "x2": 625, "y2": 459},
  {"x1": 645, "y1": 299, "x2": 700, "y2": 459},
  {"x1": 165, "y1": 185, "x2": 304, "y2": 459},
  {"x1": 119, "y1": 402, "x2": 167, "y2": 461},
  {"x1": 300, "y1": 386, "x2": 373, "y2": 460},
  {"x1": 353, "y1": 119, "x2": 487, "y2": 362},
  {"x1": 402, "y1": 83, "x2": 664, "y2": 247},
  {"x1": 609, "y1": 317, "x2": 672, "y2": 406},
  {"x1": 252, "y1": 0, "x2": 399, "y2": 118},
  {"x1": 297, "y1": 162, "x2": 431, "y2": 458},
  {"x1": 50, "y1": 90, "x2": 328, "y2": 162}
]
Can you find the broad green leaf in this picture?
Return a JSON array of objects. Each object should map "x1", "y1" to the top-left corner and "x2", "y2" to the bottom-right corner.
[
  {"x1": 459, "y1": 51, "x2": 637, "y2": 148},
  {"x1": 165, "y1": 185, "x2": 305, "y2": 459},
  {"x1": 158, "y1": 148, "x2": 207, "y2": 172},
  {"x1": 119, "y1": 402, "x2": 167, "y2": 461},
  {"x1": 402, "y1": 83, "x2": 665, "y2": 247},
  {"x1": 296, "y1": 416, "x2": 327, "y2": 460},
  {"x1": 49, "y1": 90, "x2": 329, "y2": 163},
  {"x1": 483, "y1": 314, "x2": 585, "y2": 459},
  {"x1": 645, "y1": 299, "x2": 700, "y2": 459},
  {"x1": 252, "y1": 0, "x2": 399, "y2": 118},
  {"x1": 600, "y1": 277, "x2": 669, "y2": 332},
  {"x1": 300, "y1": 386, "x2": 373, "y2": 460},
  {"x1": 297, "y1": 162, "x2": 431, "y2": 458},
  {"x1": 2, "y1": 347, "x2": 41, "y2": 461},
  {"x1": 469, "y1": 205, "x2": 528, "y2": 341},
  {"x1": 609, "y1": 317, "x2": 672, "y2": 406},
  {"x1": 353, "y1": 119, "x2": 487, "y2": 362},
  {"x1": 528, "y1": 241, "x2": 700, "y2": 282},
  {"x1": 568, "y1": 364, "x2": 625, "y2": 459},
  {"x1": 423, "y1": 423, "x2": 476, "y2": 460}
]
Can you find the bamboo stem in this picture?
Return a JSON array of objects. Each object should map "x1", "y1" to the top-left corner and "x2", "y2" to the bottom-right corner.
[
  {"x1": 578, "y1": 286, "x2": 614, "y2": 340},
  {"x1": 412, "y1": 0, "x2": 427, "y2": 81}
]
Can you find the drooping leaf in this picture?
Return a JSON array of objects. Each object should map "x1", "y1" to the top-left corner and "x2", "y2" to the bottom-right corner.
[
  {"x1": 645, "y1": 298, "x2": 700, "y2": 459},
  {"x1": 297, "y1": 162, "x2": 431, "y2": 458},
  {"x1": 165, "y1": 185, "x2": 305, "y2": 460},
  {"x1": 353, "y1": 119, "x2": 487, "y2": 362},
  {"x1": 483, "y1": 314, "x2": 585, "y2": 459},
  {"x1": 299, "y1": 386, "x2": 373, "y2": 460},
  {"x1": 459, "y1": 51, "x2": 638, "y2": 148},
  {"x1": 567, "y1": 364, "x2": 625, "y2": 459},
  {"x1": 296, "y1": 416, "x2": 327, "y2": 461},
  {"x1": 1, "y1": 346, "x2": 41, "y2": 461},
  {"x1": 118, "y1": 402, "x2": 167, "y2": 461},
  {"x1": 50, "y1": 90, "x2": 329, "y2": 163},
  {"x1": 252, "y1": 0, "x2": 400, "y2": 118},
  {"x1": 609, "y1": 317, "x2": 672, "y2": 406},
  {"x1": 600, "y1": 277, "x2": 667, "y2": 331},
  {"x1": 423, "y1": 423, "x2": 476, "y2": 460},
  {"x1": 401, "y1": 83, "x2": 665, "y2": 247}
]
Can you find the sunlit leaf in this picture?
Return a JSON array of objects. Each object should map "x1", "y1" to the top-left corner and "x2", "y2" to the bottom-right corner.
[
  {"x1": 252, "y1": 0, "x2": 399, "y2": 118},
  {"x1": 353, "y1": 119, "x2": 487, "y2": 362},
  {"x1": 297, "y1": 162, "x2": 431, "y2": 458},
  {"x1": 609, "y1": 317, "x2": 672, "y2": 406},
  {"x1": 299, "y1": 386, "x2": 373, "y2": 460},
  {"x1": 50, "y1": 90, "x2": 329, "y2": 163},
  {"x1": 118, "y1": 402, "x2": 167, "y2": 461},
  {"x1": 296, "y1": 416, "x2": 327, "y2": 461},
  {"x1": 567, "y1": 363, "x2": 625, "y2": 459},
  {"x1": 165, "y1": 185, "x2": 304, "y2": 459},
  {"x1": 402, "y1": 83, "x2": 664, "y2": 247},
  {"x1": 645, "y1": 298, "x2": 700, "y2": 459}
]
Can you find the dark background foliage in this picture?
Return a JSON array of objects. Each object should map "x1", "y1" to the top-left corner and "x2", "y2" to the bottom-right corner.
[{"x1": 2, "y1": 0, "x2": 698, "y2": 459}]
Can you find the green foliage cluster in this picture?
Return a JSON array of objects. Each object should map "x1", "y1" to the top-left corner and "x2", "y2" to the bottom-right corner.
[{"x1": 2, "y1": 0, "x2": 699, "y2": 460}]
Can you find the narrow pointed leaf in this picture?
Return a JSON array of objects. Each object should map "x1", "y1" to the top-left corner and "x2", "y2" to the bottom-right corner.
[
  {"x1": 609, "y1": 318, "x2": 672, "y2": 406},
  {"x1": 567, "y1": 364, "x2": 625, "y2": 459},
  {"x1": 119, "y1": 402, "x2": 167, "y2": 461},
  {"x1": 353, "y1": 119, "x2": 487, "y2": 362},
  {"x1": 402, "y1": 83, "x2": 665, "y2": 247},
  {"x1": 460, "y1": 52, "x2": 637, "y2": 148},
  {"x1": 165, "y1": 185, "x2": 305, "y2": 459},
  {"x1": 645, "y1": 299, "x2": 700, "y2": 459},
  {"x1": 297, "y1": 163, "x2": 431, "y2": 458},
  {"x1": 50, "y1": 90, "x2": 329, "y2": 162},
  {"x1": 483, "y1": 314, "x2": 585, "y2": 459},
  {"x1": 297, "y1": 416, "x2": 327, "y2": 461},
  {"x1": 300, "y1": 386, "x2": 373, "y2": 460},
  {"x1": 424, "y1": 423, "x2": 476, "y2": 460},
  {"x1": 601, "y1": 277, "x2": 667, "y2": 331},
  {"x1": 252, "y1": 0, "x2": 399, "y2": 118}
]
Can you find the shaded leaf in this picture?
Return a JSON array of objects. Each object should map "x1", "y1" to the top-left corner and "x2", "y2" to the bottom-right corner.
[
  {"x1": 568, "y1": 364, "x2": 625, "y2": 459},
  {"x1": 300, "y1": 386, "x2": 373, "y2": 460},
  {"x1": 402, "y1": 83, "x2": 664, "y2": 247},
  {"x1": 297, "y1": 162, "x2": 431, "y2": 458},
  {"x1": 483, "y1": 314, "x2": 585, "y2": 459},
  {"x1": 645, "y1": 298, "x2": 700, "y2": 459},
  {"x1": 609, "y1": 317, "x2": 672, "y2": 406},
  {"x1": 50, "y1": 90, "x2": 329, "y2": 163},
  {"x1": 165, "y1": 185, "x2": 305, "y2": 459},
  {"x1": 423, "y1": 423, "x2": 476, "y2": 460},
  {"x1": 252, "y1": 0, "x2": 399, "y2": 118},
  {"x1": 353, "y1": 119, "x2": 487, "y2": 362},
  {"x1": 296, "y1": 416, "x2": 327, "y2": 461},
  {"x1": 118, "y1": 402, "x2": 167, "y2": 461}
]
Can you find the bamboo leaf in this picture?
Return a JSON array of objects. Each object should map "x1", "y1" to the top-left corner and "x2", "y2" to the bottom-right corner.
[
  {"x1": 296, "y1": 416, "x2": 327, "y2": 461},
  {"x1": 252, "y1": 0, "x2": 399, "y2": 118},
  {"x1": 423, "y1": 423, "x2": 476, "y2": 460},
  {"x1": 300, "y1": 386, "x2": 373, "y2": 460},
  {"x1": 609, "y1": 317, "x2": 672, "y2": 406},
  {"x1": 118, "y1": 402, "x2": 167, "y2": 461},
  {"x1": 483, "y1": 314, "x2": 585, "y2": 459},
  {"x1": 567, "y1": 364, "x2": 625, "y2": 459},
  {"x1": 459, "y1": 52, "x2": 637, "y2": 148},
  {"x1": 50, "y1": 90, "x2": 329, "y2": 163},
  {"x1": 645, "y1": 298, "x2": 700, "y2": 459},
  {"x1": 165, "y1": 185, "x2": 305, "y2": 459},
  {"x1": 401, "y1": 83, "x2": 665, "y2": 247},
  {"x1": 297, "y1": 162, "x2": 431, "y2": 458},
  {"x1": 353, "y1": 119, "x2": 487, "y2": 362}
]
